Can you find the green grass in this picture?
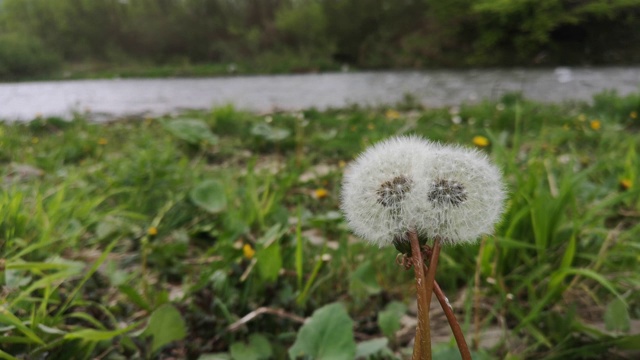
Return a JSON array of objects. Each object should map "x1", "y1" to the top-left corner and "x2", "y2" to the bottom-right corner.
[
  {"x1": 1, "y1": 91, "x2": 639, "y2": 359},
  {"x1": 9, "y1": 53, "x2": 344, "y2": 82}
]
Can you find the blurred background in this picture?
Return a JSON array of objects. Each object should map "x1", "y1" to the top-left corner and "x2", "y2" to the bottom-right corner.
[
  {"x1": 2, "y1": 0, "x2": 640, "y2": 80},
  {"x1": 1, "y1": 1, "x2": 640, "y2": 360}
]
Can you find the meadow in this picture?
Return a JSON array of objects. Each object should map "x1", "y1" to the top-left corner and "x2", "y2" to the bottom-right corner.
[{"x1": 1, "y1": 91, "x2": 639, "y2": 359}]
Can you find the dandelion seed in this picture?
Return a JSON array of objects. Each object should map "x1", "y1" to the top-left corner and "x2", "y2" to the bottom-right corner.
[
  {"x1": 472, "y1": 136, "x2": 489, "y2": 147},
  {"x1": 590, "y1": 120, "x2": 601, "y2": 130},
  {"x1": 243, "y1": 244, "x2": 255, "y2": 259},
  {"x1": 148, "y1": 227, "x2": 158, "y2": 236}
]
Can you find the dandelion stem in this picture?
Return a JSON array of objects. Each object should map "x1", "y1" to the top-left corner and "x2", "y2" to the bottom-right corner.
[
  {"x1": 409, "y1": 230, "x2": 430, "y2": 360},
  {"x1": 424, "y1": 265, "x2": 472, "y2": 360}
]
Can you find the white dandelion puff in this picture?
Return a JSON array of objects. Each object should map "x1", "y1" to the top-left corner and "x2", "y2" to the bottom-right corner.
[
  {"x1": 414, "y1": 144, "x2": 506, "y2": 245},
  {"x1": 340, "y1": 136, "x2": 433, "y2": 247}
]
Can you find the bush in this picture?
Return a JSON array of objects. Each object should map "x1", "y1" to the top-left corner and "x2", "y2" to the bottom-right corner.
[{"x1": 0, "y1": 33, "x2": 61, "y2": 79}]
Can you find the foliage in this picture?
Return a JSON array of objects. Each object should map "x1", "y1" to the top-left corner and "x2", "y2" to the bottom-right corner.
[
  {"x1": 1, "y1": 0, "x2": 640, "y2": 79},
  {"x1": 0, "y1": 32, "x2": 60, "y2": 79},
  {"x1": 0, "y1": 92, "x2": 640, "y2": 358}
]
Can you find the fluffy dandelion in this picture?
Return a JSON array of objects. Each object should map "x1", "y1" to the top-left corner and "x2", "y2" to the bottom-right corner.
[
  {"x1": 414, "y1": 144, "x2": 506, "y2": 245},
  {"x1": 341, "y1": 136, "x2": 505, "y2": 360},
  {"x1": 341, "y1": 136, "x2": 433, "y2": 247}
]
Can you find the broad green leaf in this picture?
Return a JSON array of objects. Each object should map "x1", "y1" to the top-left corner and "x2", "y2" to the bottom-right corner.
[
  {"x1": 289, "y1": 303, "x2": 355, "y2": 360},
  {"x1": 355, "y1": 338, "x2": 388, "y2": 358},
  {"x1": 378, "y1": 301, "x2": 407, "y2": 338},
  {"x1": 142, "y1": 304, "x2": 187, "y2": 353},
  {"x1": 229, "y1": 334, "x2": 273, "y2": 360},
  {"x1": 251, "y1": 123, "x2": 290, "y2": 142},
  {"x1": 230, "y1": 342, "x2": 260, "y2": 360},
  {"x1": 190, "y1": 180, "x2": 227, "y2": 214},
  {"x1": 163, "y1": 118, "x2": 218, "y2": 145},
  {"x1": 256, "y1": 241, "x2": 282, "y2": 282},
  {"x1": 604, "y1": 298, "x2": 630, "y2": 333},
  {"x1": 248, "y1": 334, "x2": 273, "y2": 358},
  {"x1": 349, "y1": 260, "x2": 381, "y2": 298}
]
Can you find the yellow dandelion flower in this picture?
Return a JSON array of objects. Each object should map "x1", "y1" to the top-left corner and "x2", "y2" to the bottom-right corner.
[
  {"x1": 385, "y1": 109, "x2": 401, "y2": 120},
  {"x1": 590, "y1": 120, "x2": 601, "y2": 130},
  {"x1": 338, "y1": 160, "x2": 347, "y2": 168},
  {"x1": 242, "y1": 244, "x2": 255, "y2": 259},
  {"x1": 314, "y1": 188, "x2": 329, "y2": 199},
  {"x1": 148, "y1": 227, "x2": 158, "y2": 236},
  {"x1": 630, "y1": 111, "x2": 638, "y2": 119},
  {"x1": 98, "y1": 138, "x2": 108, "y2": 145},
  {"x1": 620, "y1": 179, "x2": 632, "y2": 190},
  {"x1": 31, "y1": 137, "x2": 39, "y2": 144},
  {"x1": 577, "y1": 114, "x2": 587, "y2": 122},
  {"x1": 367, "y1": 123, "x2": 375, "y2": 130},
  {"x1": 472, "y1": 135, "x2": 490, "y2": 147}
]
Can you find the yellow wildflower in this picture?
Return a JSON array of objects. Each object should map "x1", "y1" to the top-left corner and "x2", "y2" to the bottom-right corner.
[
  {"x1": 31, "y1": 137, "x2": 39, "y2": 144},
  {"x1": 338, "y1": 160, "x2": 347, "y2": 168},
  {"x1": 563, "y1": 124, "x2": 570, "y2": 131},
  {"x1": 98, "y1": 138, "x2": 108, "y2": 145},
  {"x1": 314, "y1": 188, "x2": 329, "y2": 199},
  {"x1": 385, "y1": 109, "x2": 401, "y2": 120},
  {"x1": 148, "y1": 227, "x2": 158, "y2": 236},
  {"x1": 577, "y1": 114, "x2": 587, "y2": 122},
  {"x1": 472, "y1": 135, "x2": 490, "y2": 147},
  {"x1": 590, "y1": 120, "x2": 601, "y2": 130},
  {"x1": 367, "y1": 123, "x2": 375, "y2": 130},
  {"x1": 242, "y1": 244, "x2": 255, "y2": 259},
  {"x1": 620, "y1": 179, "x2": 632, "y2": 190},
  {"x1": 630, "y1": 111, "x2": 638, "y2": 119}
]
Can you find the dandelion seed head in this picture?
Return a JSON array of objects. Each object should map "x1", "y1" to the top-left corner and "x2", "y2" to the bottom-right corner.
[
  {"x1": 341, "y1": 136, "x2": 506, "y2": 248},
  {"x1": 414, "y1": 144, "x2": 506, "y2": 245},
  {"x1": 341, "y1": 136, "x2": 433, "y2": 247}
]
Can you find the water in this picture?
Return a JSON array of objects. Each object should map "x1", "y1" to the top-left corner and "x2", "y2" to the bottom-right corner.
[{"x1": 1, "y1": 68, "x2": 640, "y2": 121}]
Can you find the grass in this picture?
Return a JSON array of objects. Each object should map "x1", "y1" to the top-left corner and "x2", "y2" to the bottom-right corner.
[
  {"x1": 5, "y1": 53, "x2": 344, "y2": 83},
  {"x1": 0, "y1": 91, "x2": 639, "y2": 359}
]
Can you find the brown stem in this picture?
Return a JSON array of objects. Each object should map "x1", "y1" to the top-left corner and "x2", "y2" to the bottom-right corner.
[
  {"x1": 409, "y1": 230, "x2": 430, "y2": 360},
  {"x1": 425, "y1": 265, "x2": 473, "y2": 360},
  {"x1": 420, "y1": 236, "x2": 441, "y2": 359}
]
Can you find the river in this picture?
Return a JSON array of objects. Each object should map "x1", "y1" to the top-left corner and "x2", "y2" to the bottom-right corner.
[{"x1": 1, "y1": 67, "x2": 640, "y2": 121}]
